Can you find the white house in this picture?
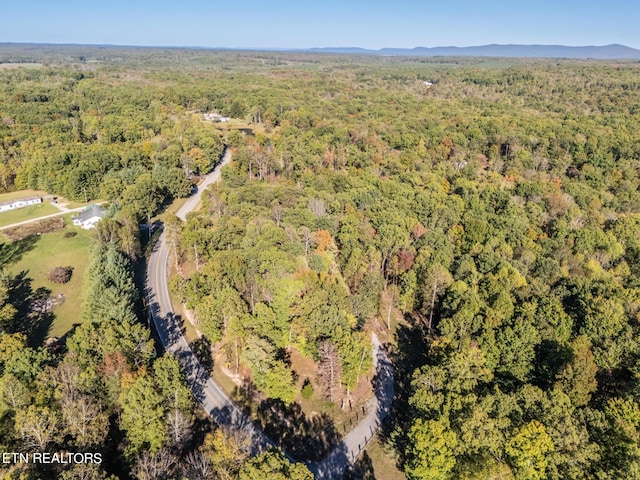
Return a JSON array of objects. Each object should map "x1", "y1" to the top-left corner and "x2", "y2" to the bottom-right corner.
[
  {"x1": 204, "y1": 112, "x2": 231, "y2": 123},
  {"x1": 72, "y1": 205, "x2": 106, "y2": 229},
  {"x1": 0, "y1": 196, "x2": 42, "y2": 213}
]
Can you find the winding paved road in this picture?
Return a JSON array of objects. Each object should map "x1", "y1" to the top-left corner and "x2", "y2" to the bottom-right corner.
[
  {"x1": 147, "y1": 150, "x2": 273, "y2": 454},
  {"x1": 146, "y1": 148, "x2": 395, "y2": 478}
]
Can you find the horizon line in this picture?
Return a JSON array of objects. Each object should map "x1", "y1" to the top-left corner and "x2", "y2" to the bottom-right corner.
[{"x1": 1, "y1": 41, "x2": 638, "y2": 52}]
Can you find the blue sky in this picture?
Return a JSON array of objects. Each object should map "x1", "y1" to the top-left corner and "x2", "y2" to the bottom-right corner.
[{"x1": 2, "y1": 0, "x2": 639, "y2": 50}]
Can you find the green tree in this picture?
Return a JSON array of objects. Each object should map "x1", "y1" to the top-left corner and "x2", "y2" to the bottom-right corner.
[
  {"x1": 196, "y1": 286, "x2": 247, "y2": 345},
  {"x1": 238, "y1": 449, "x2": 313, "y2": 480},
  {"x1": 121, "y1": 172, "x2": 165, "y2": 222},
  {"x1": 405, "y1": 418, "x2": 458, "y2": 480},
  {"x1": 555, "y1": 336, "x2": 598, "y2": 407},
  {"x1": 120, "y1": 375, "x2": 165, "y2": 454},
  {"x1": 505, "y1": 421, "x2": 554, "y2": 480}
]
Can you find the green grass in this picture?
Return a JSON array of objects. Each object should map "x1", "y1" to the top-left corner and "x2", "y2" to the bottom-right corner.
[
  {"x1": 0, "y1": 189, "x2": 48, "y2": 202},
  {"x1": 161, "y1": 197, "x2": 189, "y2": 218},
  {"x1": 64, "y1": 200, "x2": 101, "y2": 210},
  {"x1": 0, "y1": 203, "x2": 60, "y2": 228},
  {"x1": 360, "y1": 437, "x2": 406, "y2": 480},
  {"x1": 6, "y1": 225, "x2": 93, "y2": 339}
]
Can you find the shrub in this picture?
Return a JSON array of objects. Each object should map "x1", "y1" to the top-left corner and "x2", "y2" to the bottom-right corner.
[
  {"x1": 48, "y1": 266, "x2": 73, "y2": 284},
  {"x1": 301, "y1": 379, "x2": 314, "y2": 399}
]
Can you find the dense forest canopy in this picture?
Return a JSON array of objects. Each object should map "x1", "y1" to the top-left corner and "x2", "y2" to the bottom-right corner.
[{"x1": 1, "y1": 46, "x2": 640, "y2": 478}]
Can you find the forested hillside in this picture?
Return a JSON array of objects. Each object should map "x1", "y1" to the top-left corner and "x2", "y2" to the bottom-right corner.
[
  {"x1": 2, "y1": 47, "x2": 640, "y2": 478},
  {"x1": 0, "y1": 66, "x2": 223, "y2": 221}
]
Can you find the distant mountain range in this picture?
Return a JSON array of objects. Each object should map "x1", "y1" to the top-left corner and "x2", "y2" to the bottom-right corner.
[
  {"x1": 2, "y1": 42, "x2": 639, "y2": 61},
  {"x1": 306, "y1": 44, "x2": 640, "y2": 59}
]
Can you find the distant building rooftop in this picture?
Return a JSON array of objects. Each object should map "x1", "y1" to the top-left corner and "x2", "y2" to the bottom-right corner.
[{"x1": 74, "y1": 204, "x2": 106, "y2": 223}]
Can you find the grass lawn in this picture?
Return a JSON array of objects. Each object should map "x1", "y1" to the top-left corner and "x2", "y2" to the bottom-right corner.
[
  {"x1": 0, "y1": 189, "x2": 49, "y2": 202},
  {"x1": 5, "y1": 224, "x2": 93, "y2": 339},
  {"x1": 161, "y1": 197, "x2": 189, "y2": 218},
  {"x1": 0, "y1": 203, "x2": 61, "y2": 228},
  {"x1": 64, "y1": 200, "x2": 101, "y2": 210},
  {"x1": 360, "y1": 437, "x2": 406, "y2": 480}
]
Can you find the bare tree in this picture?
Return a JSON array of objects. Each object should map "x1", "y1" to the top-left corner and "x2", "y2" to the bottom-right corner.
[
  {"x1": 272, "y1": 203, "x2": 283, "y2": 227},
  {"x1": 54, "y1": 360, "x2": 81, "y2": 403},
  {"x1": 166, "y1": 409, "x2": 192, "y2": 448},
  {"x1": 204, "y1": 186, "x2": 226, "y2": 219},
  {"x1": 182, "y1": 451, "x2": 212, "y2": 480},
  {"x1": 16, "y1": 405, "x2": 59, "y2": 450},
  {"x1": 133, "y1": 449, "x2": 177, "y2": 480},
  {"x1": 61, "y1": 395, "x2": 109, "y2": 447},
  {"x1": 422, "y1": 265, "x2": 453, "y2": 333},
  {"x1": 308, "y1": 198, "x2": 326, "y2": 217},
  {"x1": 0, "y1": 373, "x2": 29, "y2": 409},
  {"x1": 317, "y1": 342, "x2": 342, "y2": 403},
  {"x1": 299, "y1": 226, "x2": 315, "y2": 256}
]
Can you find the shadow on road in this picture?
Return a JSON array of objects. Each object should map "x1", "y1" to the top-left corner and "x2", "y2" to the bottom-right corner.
[
  {"x1": 147, "y1": 299, "x2": 274, "y2": 457},
  {"x1": 309, "y1": 442, "x2": 351, "y2": 480},
  {"x1": 343, "y1": 451, "x2": 376, "y2": 480},
  {"x1": 372, "y1": 341, "x2": 394, "y2": 420}
]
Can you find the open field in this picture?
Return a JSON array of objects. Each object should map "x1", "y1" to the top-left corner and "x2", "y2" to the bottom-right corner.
[
  {"x1": 0, "y1": 189, "x2": 49, "y2": 202},
  {"x1": 5, "y1": 223, "x2": 93, "y2": 338},
  {"x1": 0, "y1": 203, "x2": 60, "y2": 227},
  {"x1": 64, "y1": 200, "x2": 99, "y2": 210}
]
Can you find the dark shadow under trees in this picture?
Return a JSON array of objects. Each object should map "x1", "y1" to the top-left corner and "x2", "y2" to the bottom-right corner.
[
  {"x1": 231, "y1": 378, "x2": 341, "y2": 462},
  {"x1": 256, "y1": 398, "x2": 340, "y2": 461},
  {"x1": 379, "y1": 321, "x2": 431, "y2": 470},
  {"x1": 190, "y1": 336, "x2": 214, "y2": 372},
  {"x1": 7, "y1": 271, "x2": 54, "y2": 346},
  {"x1": 0, "y1": 234, "x2": 40, "y2": 268}
]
